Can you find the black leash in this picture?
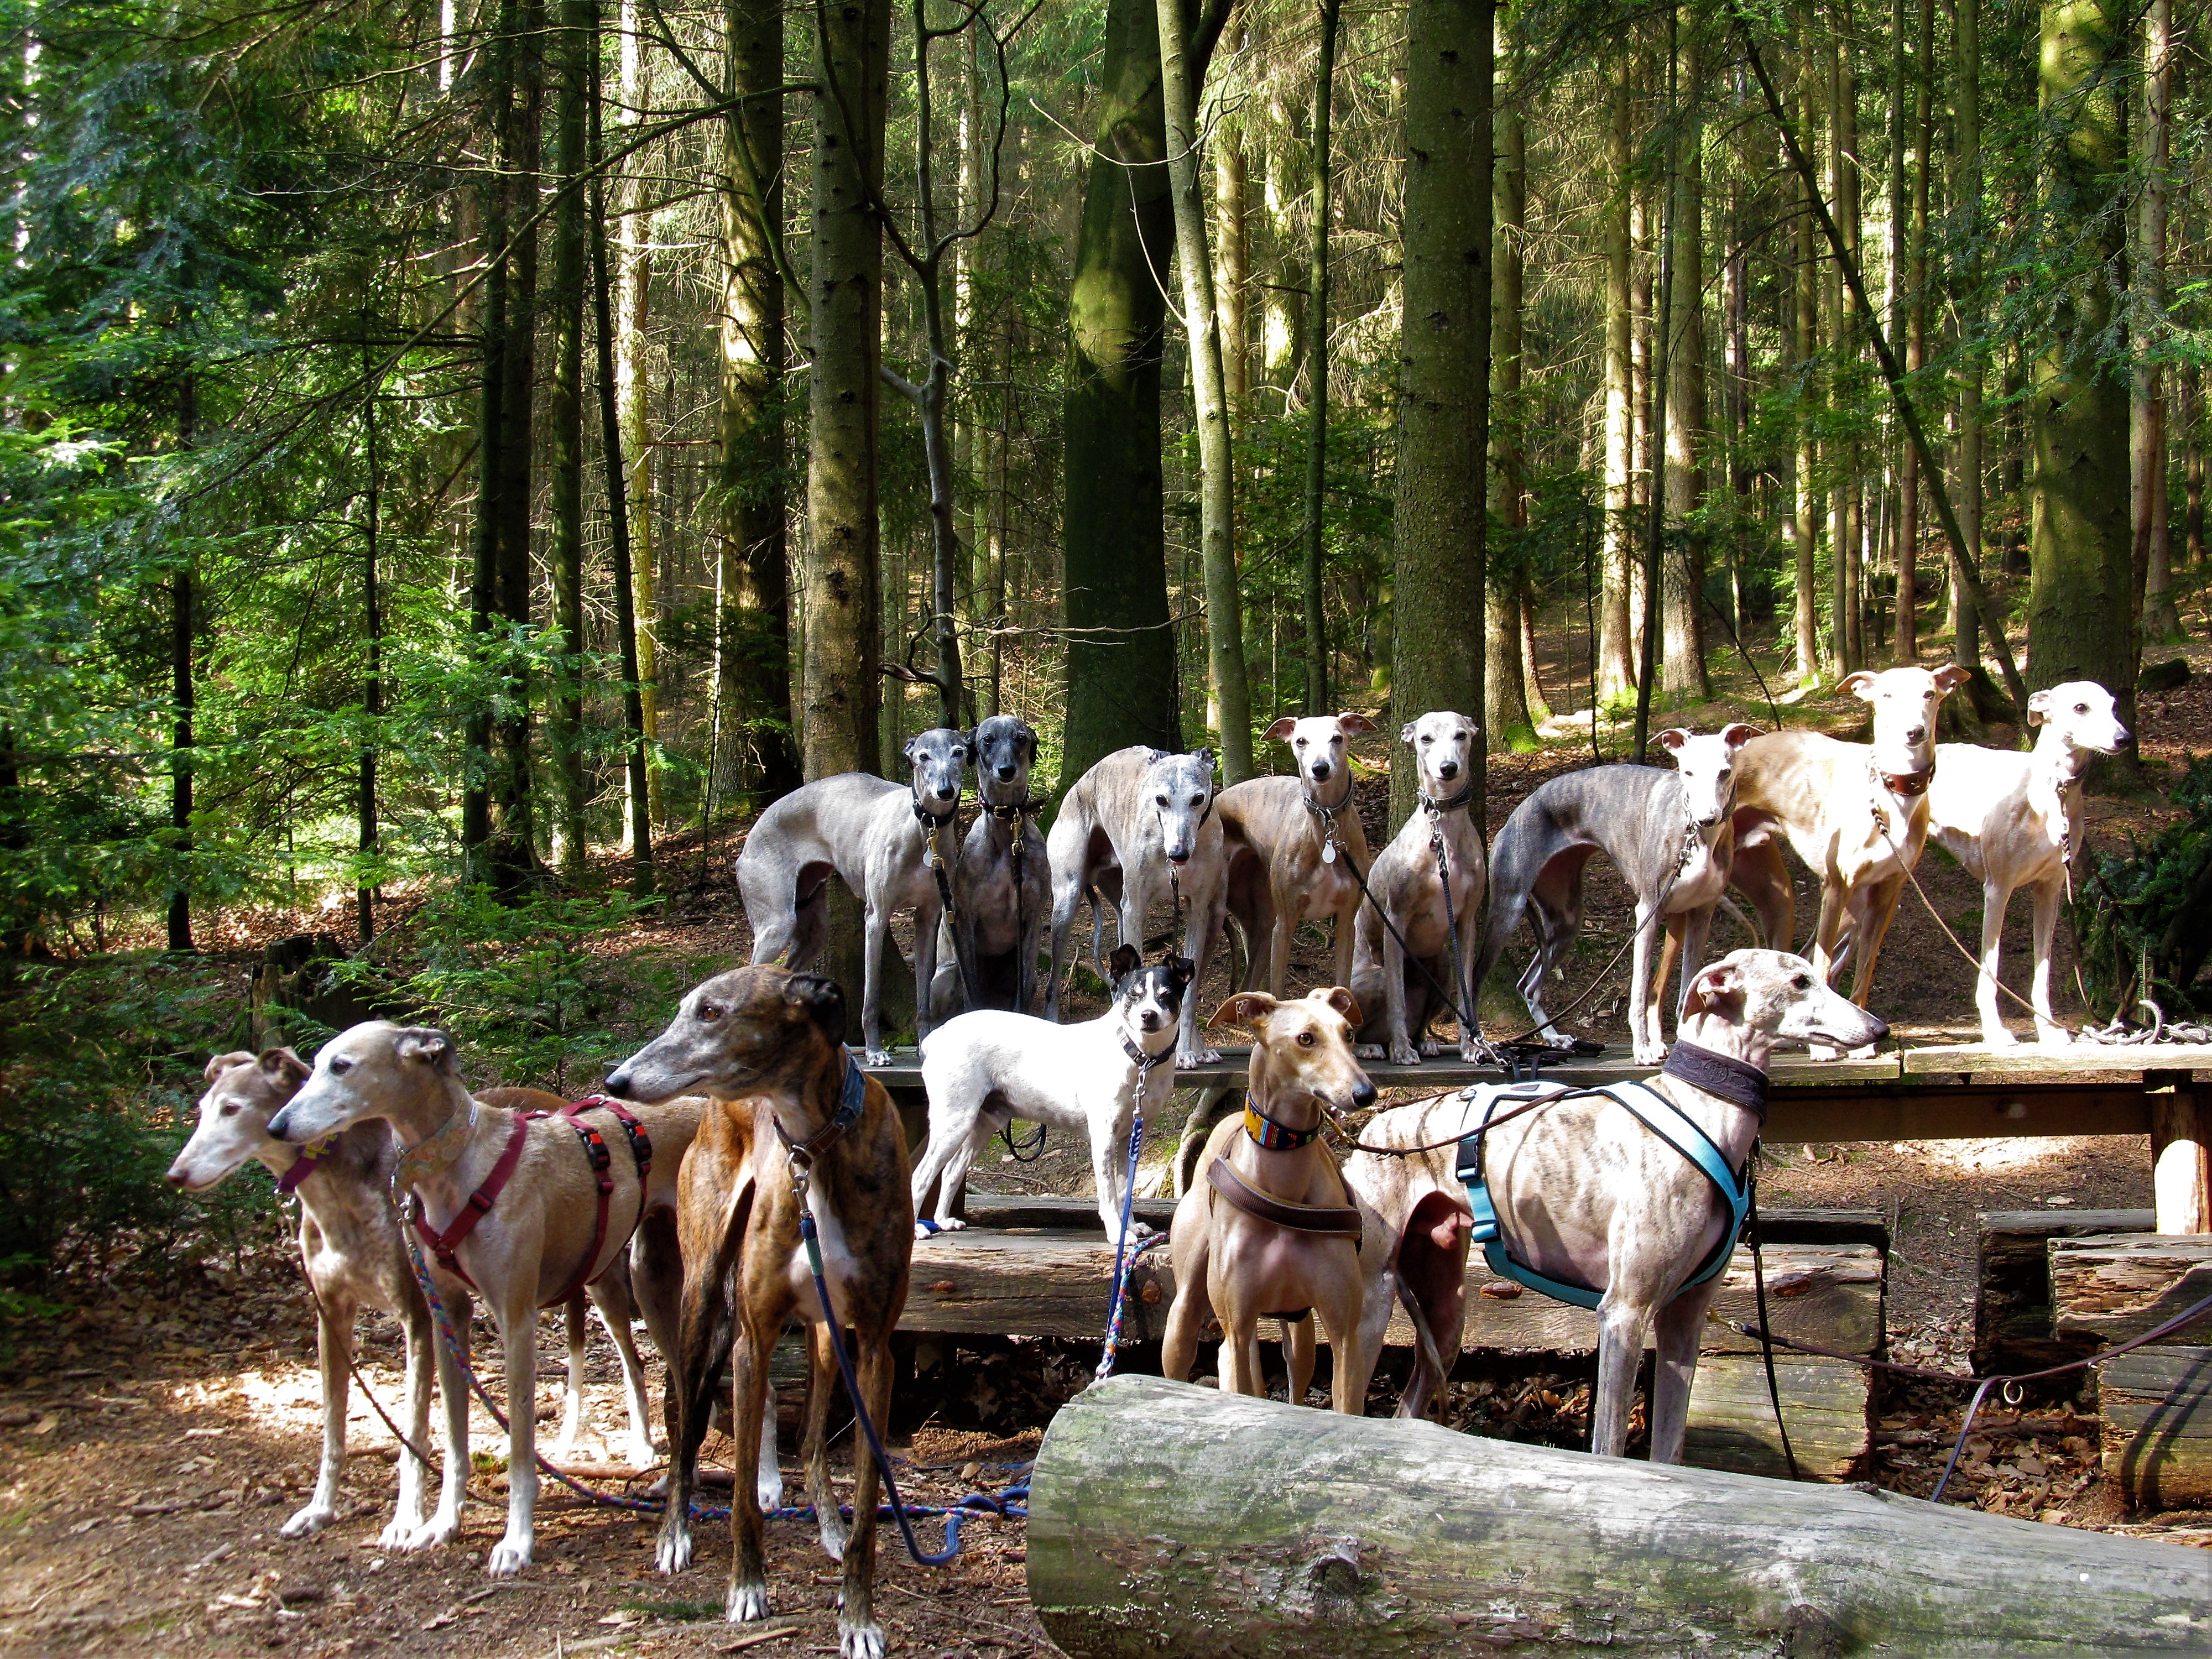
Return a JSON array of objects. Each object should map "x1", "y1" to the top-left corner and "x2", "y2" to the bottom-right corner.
[{"x1": 1744, "y1": 1155, "x2": 1801, "y2": 1481}]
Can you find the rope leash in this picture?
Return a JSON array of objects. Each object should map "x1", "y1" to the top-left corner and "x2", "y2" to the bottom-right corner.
[{"x1": 1095, "y1": 1041, "x2": 1174, "y2": 1379}]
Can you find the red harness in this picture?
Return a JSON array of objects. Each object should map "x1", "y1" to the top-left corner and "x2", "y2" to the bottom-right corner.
[{"x1": 412, "y1": 1097, "x2": 654, "y2": 1308}]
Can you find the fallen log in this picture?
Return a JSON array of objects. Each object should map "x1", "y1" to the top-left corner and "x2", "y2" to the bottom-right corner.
[{"x1": 1027, "y1": 1375, "x2": 2212, "y2": 1658}]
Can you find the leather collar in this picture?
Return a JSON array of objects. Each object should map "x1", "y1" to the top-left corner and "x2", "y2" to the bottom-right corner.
[
  {"x1": 1421, "y1": 780, "x2": 1475, "y2": 815},
  {"x1": 393, "y1": 1095, "x2": 481, "y2": 1191},
  {"x1": 1661, "y1": 1040, "x2": 1770, "y2": 1123},
  {"x1": 1207, "y1": 1157, "x2": 1363, "y2": 1246},
  {"x1": 1119, "y1": 1026, "x2": 1171, "y2": 1076},
  {"x1": 985, "y1": 796, "x2": 1044, "y2": 823},
  {"x1": 1244, "y1": 1094, "x2": 1324, "y2": 1151},
  {"x1": 775, "y1": 1048, "x2": 868, "y2": 1177},
  {"x1": 911, "y1": 796, "x2": 959, "y2": 831},
  {"x1": 1876, "y1": 764, "x2": 1933, "y2": 799},
  {"x1": 276, "y1": 1135, "x2": 337, "y2": 1196}
]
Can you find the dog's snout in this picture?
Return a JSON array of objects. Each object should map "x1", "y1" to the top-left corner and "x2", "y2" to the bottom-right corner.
[
  {"x1": 1166, "y1": 846, "x2": 1192, "y2": 865},
  {"x1": 163, "y1": 1166, "x2": 189, "y2": 1188},
  {"x1": 1350, "y1": 1078, "x2": 1377, "y2": 1110},
  {"x1": 1438, "y1": 760, "x2": 1460, "y2": 779},
  {"x1": 1863, "y1": 1010, "x2": 1891, "y2": 1039},
  {"x1": 1310, "y1": 759, "x2": 1333, "y2": 781},
  {"x1": 604, "y1": 1068, "x2": 633, "y2": 1095},
  {"x1": 267, "y1": 1107, "x2": 295, "y2": 1141},
  {"x1": 1905, "y1": 724, "x2": 1928, "y2": 745},
  {"x1": 996, "y1": 764, "x2": 1016, "y2": 782}
]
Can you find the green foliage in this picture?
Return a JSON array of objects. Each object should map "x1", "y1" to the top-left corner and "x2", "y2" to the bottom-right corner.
[{"x1": 2074, "y1": 754, "x2": 2212, "y2": 1018}]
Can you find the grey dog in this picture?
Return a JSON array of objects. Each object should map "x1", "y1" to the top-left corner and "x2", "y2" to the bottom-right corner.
[
  {"x1": 929, "y1": 714, "x2": 1049, "y2": 1019},
  {"x1": 735, "y1": 727, "x2": 971, "y2": 1064}
]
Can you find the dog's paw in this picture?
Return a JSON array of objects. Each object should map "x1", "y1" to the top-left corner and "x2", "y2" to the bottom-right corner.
[
  {"x1": 2034, "y1": 1028, "x2": 2075, "y2": 1051},
  {"x1": 656, "y1": 1524, "x2": 694, "y2": 1576},
  {"x1": 1176, "y1": 1045, "x2": 1222, "y2": 1069},
  {"x1": 862, "y1": 1048, "x2": 893, "y2": 1067},
  {"x1": 1846, "y1": 1042, "x2": 1880, "y2": 1061},
  {"x1": 1418, "y1": 1039, "x2": 1444, "y2": 1060},
  {"x1": 1354, "y1": 1042, "x2": 1385, "y2": 1061},
  {"x1": 1805, "y1": 1043, "x2": 1840, "y2": 1062},
  {"x1": 839, "y1": 1618, "x2": 888, "y2": 1659},
  {"x1": 1128, "y1": 1220, "x2": 1157, "y2": 1241},
  {"x1": 403, "y1": 1509, "x2": 461, "y2": 1552},
  {"x1": 726, "y1": 1582, "x2": 773, "y2": 1624},
  {"x1": 914, "y1": 1217, "x2": 966, "y2": 1240},
  {"x1": 486, "y1": 1534, "x2": 531, "y2": 1577},
  {"x1": 1632, "y1": 1044, "x2": 1666, "y2": 1066},
  {"x1": 816, "y1": 1510, "x2": 849, "y2": 1563},
  {"x1": 280, "y1": 1503, "x2": 335, "y2": 1540},
  {"x1": 756, "y1": 1469, "x2": 785, "y2": 1515},
  {"x1": 377, "y1": 1512, "x2": 425, "y2": 1551},
  {"x1": 1387, "y1": 1042, "x2": 1421, "y2": 1067}
]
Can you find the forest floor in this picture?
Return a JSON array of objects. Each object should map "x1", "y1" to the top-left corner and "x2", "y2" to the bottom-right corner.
[{"x1": 12, "y1": 589, "x2": 2212, "y2": 1654}]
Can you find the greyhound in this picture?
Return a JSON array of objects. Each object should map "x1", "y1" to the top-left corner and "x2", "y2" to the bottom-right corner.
[
  {"x1": 929, "y1": 714, "x2": 1048, "y2": 1020},
  {"x1": 1349, "y1": 711, "x2": 1486, "y2": 1066},
  {"x1": 606, "y1": 967, "x2": 911, "y2": 1659},
  {"x1": 1160, "y1": 987, "x2": 1378, "y2": 1413},
  {"x1": 1475, "y1": 725, "x2": 1759, "y2": 1065},
  {"x1": 165, "y1": 1052, "x2": 674, "y2": 1550},
  {"x1": 736, "y1": 727, "x2": 972, "y2": 1064},
  {"x1": 911, "y1": 945, "x2": 1191, "y2": 1240},
  {"x1": 1928, "y1": 680, "x2": 2128, "y2": 1046},
  {"x1": 1727, "y1": 665, "x2": 1970, "y2": 1056},
  {"x1": 1047, "y1": 745, "x2": 1227, "y2": 1067},
  {"x1": 1342, "y1": 948, "x2": 1888, "y2": 1454},
  {"x1": 1220, "y1": 713, "x2": 1379, "y2": 997},
  {"x1": 268, "y1": 1024, "x2": 702, "y2": 1576}
]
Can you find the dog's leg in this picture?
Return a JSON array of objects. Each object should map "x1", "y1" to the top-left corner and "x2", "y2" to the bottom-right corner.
[
  {"x1": 1730, "y1": 834, "x2": 1794, "y2": 952},
  {"x1": 837, "y1": 1334, "x2": 894, "y2": 1659},
  {"x1": 1381, "y1": 904, "x2": 1419, "y2": 1067},
  {"x1": 909, "y1": 1095, "x2": 982, "y2": 1237},
  {"x1": 1455, "y1": 890, "x2": 1484, "y2": 1061},
  {"x1": 1653, "y1": 919, "x2": 1685, "y2": 1052},
  {"x1": 1046, "y1": 868, "x2": 1079, "y2": 1022},
  {"x1": 1179, "y1": 890, "x2": 1225, "y2": 1067},
  {"x1": 800, "y1": 1321, "x2": 851, "y2": 1563},
  {"x1": 1091, "y1": 1104, "x2": 1147, "y2": 1240},
  {"x1": 1161, "y1": 1217, "x2": 1212, "y2": 1382},
  {"x1": 486, "y1": 1292, "x2": 539, "y2": 1575},
  {"x1": 1591, "y1": 1295, "x2": 1657, "y2": 1459},
  {"x1": 588, "y1": 1274, "x2": 662, "y2": 1470},
  {"x1": 1266, "y1": 887, "x2": 1296, "y2": 999},
  {"x1": 627, "y1": 1208, "x2": 685, "y2": 1447},
  {"x1": 1629, "y1": 898, "x2": 1663, "y2": 1065},
  {"x1": 385, "y1": 1291, "x2": 435, "y2": 1547},
  {"x1": 1647, "y1": 1284, "x2": 1719, "y2": 1465},
  {"x1": 1976, "y1": 876, "x2": 2017, "y2": 1046},
  {"x1": 725, "y1": 1317, "x2": 778, "y2": 1620},
  {"x1": 1282, "y1": 1315, "x2": 1316, "y2": 1404},
  {"x1": 410, "y1": 1284, "x2": 471, "y2": 1551},
  {"x1": 914, "y1": 890, "x2": 945, "y2": 1046},
  {"x1": 553, "y1": 1292, "x2": 589, "y2": 1460},
  {"x1": 283, "y1": 1280, "x2": 355, "y2": 1540},
  {"x1": 1842, "y1": 874, "x2": 1905, "y2": 1058},
  {"x1": 2030, "y1": 875, "x2": 2070, "y2": 1046},
  {"x1": 1318, "y1": 1272, "x2": 1366, "y2": 1417},
  {"x1": 659, "y1": 1173, "x2": 749, "y2": 1576},
  {"x1": 861, "y1": 901, "x2": 894, "y2": 1066}
]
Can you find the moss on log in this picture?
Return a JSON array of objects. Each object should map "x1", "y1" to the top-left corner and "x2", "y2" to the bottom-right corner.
[{"x1": 1027, "y1": 1375, "x2": 2212, "y2": 1657}]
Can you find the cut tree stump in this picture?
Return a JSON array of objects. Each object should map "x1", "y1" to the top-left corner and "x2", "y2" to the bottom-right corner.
[
  {"x1": 1681, "y1": 1353, "x2": 1870, "y2": 1481},
  {"x1": 1974, "y1": 1209, "x2": 2154, "y2": 1376},
  {"x1": 2051, "y1": 1235, "x2": 2212, "y2": 1348},
  {"x1": 1027, "y1": 1375, "x2": 2212, "y2": 1658},
  {"x1": 2101, "y1": 1344, "x2": 2212, "y2": 1511}
]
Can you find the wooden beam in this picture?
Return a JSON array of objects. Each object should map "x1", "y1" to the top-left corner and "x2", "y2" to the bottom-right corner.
[
  {"x1": 2150, "y1": 1083, "x2": 2212, "y2": 1234},
  {"x1": 1682, "y1": 1353, "x2": 1870, "y2": 1481},
  {"x1": 2052, "y1": 1234, "x2": 2212, "y2": 1346},
  {"x1": 2099, "y1": 1343, "x2": 2212, "y2": 1512},
  {"x1": 1974, "y1": 1209, "x2": 2153, "y2": 1376}
]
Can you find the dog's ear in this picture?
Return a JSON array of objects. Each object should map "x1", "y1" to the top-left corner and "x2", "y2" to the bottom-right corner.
[
  {"x1": 1210, "y1": 992, "x2": 1277, "y2": 1030},
  {"x1": 260, "y1": 1046, "x2": 311, "y2": 1087},
  {"x1": 1264, "y1": 717, "x2": 1299, "y2": 743},
  {"x1": 1191, "y1": 747, "x2": 1215, "y2": 776},
  {"x1": 1107, "y1": 943, "x2": 1141, "y2": 984},
  {"x1": 1656, "y1": 728, "x2": 1690, "y2": 754},
  {"x1": 1314, "y1": 985, "x2": 1363, "y2": 1027},
  {"x1": 2026, "y1": 687, "x2": 2052, "y2": 726},
  {"x1": 1021, "y1": 723, "x2": 1039, "y2": 765},
  {"x1": 1683, "y1": 962, "x2": 1745, "y2": 1019},
  {"x1": 783, "y1": 973, "x2": 847, "y2": 1040},
  {"x1": 394, "y1": 1028, "x2": 456, "y2": 1072},
  {"x1": 1933, "y1": 664, "x2": 1973, "y2": 696},
  {"x1": 1462, "y1": 714, "x2": 1481, "y2": 737},
  {"x1": 204, "y1": 1051, "x2": 256, "y2": 1084},
  {"x1": 1166, "y1": 954, "x2": 1197, "y2": 990},
  {"x1": 901, "y1": 733, "x2": 920, "y2": 763},
  {"x1": 1837, "y1": 670, "x2": 1880, "y2": 702},
  {"x1": 1719, "y1": 722, "x2": 1761, "y2": 749},
  {"x1": 1399, "y1": 720, "x2": 1418, "y2": 745},
  {"x1": 1338, "y1": 712, "x2": 1378, "y2": 737}
]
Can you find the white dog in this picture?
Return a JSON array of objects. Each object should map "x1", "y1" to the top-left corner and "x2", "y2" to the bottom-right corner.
[{"x1": 911, "y1": 945, "x2": 1192, "y2": 1240}]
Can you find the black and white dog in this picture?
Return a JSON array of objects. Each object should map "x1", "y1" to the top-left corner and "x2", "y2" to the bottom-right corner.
[{"x1": 911, "y1": 945, "x2": 1193, "y2": 1240}]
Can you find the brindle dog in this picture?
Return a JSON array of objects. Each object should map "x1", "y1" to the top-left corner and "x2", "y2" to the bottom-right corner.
[{"x1": 606, "y1": 965, "x2": 912, "y2": 1659}]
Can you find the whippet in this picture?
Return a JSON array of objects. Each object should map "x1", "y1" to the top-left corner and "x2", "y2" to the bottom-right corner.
[
  {"x1": 1161, "y1": 987, "x2": 1378, "y2": 1413},
  {"x1": 929, "y1": 714, "x2": 1048, "y2": 1020},
  {"x1": 1342, "y1": 948, "x2": 1887, "y2": 1454},
  {"x1": 268, "y1": 1023, "x2": 702, "y2": 1575},
  {"x1": 606, "y1": 967, "x2": 911, "y2": 1659},
  {"x1": 737, "y1": 728, "x2": 972, "y2": 1064},
  {"x1": 1475, "y1": 725, "x2": 1759, "y2": 1065},
  {"x1": 165, "y1": 1053, "x2": 673, "y2": 1548},
  {"x1": 1349, "y1": 711, "x2": 1486, "y2": 1065},
  {"x1": 1928, "y1": 680, "x2": 2128, "y2": 1046},
  {"x1": 1727, "y1": 665, "x2": 1970, "y2": 1056},
  {"x1": 1047, "y1": 745, "x2": 1227, "y2": 1067},
  {"x1": 1220, "y1": 713, "x2": 1379, "y2": 997},
  {"x1": 911, "y1": 945, "x2": 1191, "y2": 1240}
]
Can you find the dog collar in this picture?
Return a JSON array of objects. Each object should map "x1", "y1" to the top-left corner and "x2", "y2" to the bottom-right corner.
[
  {"x1": 1421, "y1": 780, "x2": 1475, "y2": 815},
  {"x1": 911, "y1": 797, "x2": 959, "y2": 831},
  {"x1": 1243, "y1": 1094, "x2": 1324, "y2": 1151},
  {"x1": 986, "y1": 796, "x2": 1044, "y2": 823},
  {"x1": 393, "y1": 1096, "x2": 481, "y2": 1192},
  {"x1": 1875, "y1": 765, "x2": 1933, "y2": 799},
  {"x1": 275, "y1": 1135, "x2": 338, "y2": 1196},
  {"x1": 776, "y1": 1048, "x2": 868, "y2": 1182},
  {"x1": 1119, "y1": 1027, "x2": 1172, "y2": 1079},
  {"x1": 1661, "y1": 1041, "x2": 1769, "y2": 1121}
]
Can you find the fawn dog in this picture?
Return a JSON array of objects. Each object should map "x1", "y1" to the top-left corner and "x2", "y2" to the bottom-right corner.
[{"x1": 606, "y1": 966, "x2": 912, "y2": 1659}]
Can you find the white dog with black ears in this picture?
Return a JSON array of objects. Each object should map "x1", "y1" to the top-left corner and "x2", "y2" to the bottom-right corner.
[{"x1": 910, "y1": 945, "x2": 1193, "y2": 1240}]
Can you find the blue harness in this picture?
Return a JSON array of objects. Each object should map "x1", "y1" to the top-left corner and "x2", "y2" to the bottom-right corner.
[{"x1": 1454, "y1": 1078, "x2": 1751, "y2": 1311}]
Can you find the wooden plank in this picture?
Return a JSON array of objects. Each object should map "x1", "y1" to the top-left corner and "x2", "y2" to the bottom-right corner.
[
  {"x1": 2052, "y1": 1234, "x2": 2212, "y2": 1347},
  {"x1": 1765, "y1": 1083, "x2": 2153, "y2": 1144},
  {"x1": 1901, "y1": 1043, "x2": 2212, "y2": 1080},
  {"x1": 1973, "y1": 1209, "x2": 2154, "y2": 1376},
  {"x1": 2100, "y1": 1344, "x2": 2212, "y2": 1511},
  {"x1": 1682, "y1": 1352, "x2": 1871, "y2": 1482}
]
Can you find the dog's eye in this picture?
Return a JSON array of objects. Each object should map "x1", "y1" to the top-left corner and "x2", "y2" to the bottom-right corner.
[
  {"x1": 697, "y1": 1002, "x2": 722, "y2": 1021},
  {"x1": 1155, "y1": 794, "x2": 1169, "y2": 807},
  {"x1": 2075, "y1": 703, "x2": 2089, "y2": 715},
  {"x1": 329, "y1": 1056, "x2": 353, "y2": 1075},
  {"x1": 221, "y1": 1102, "x2": 241, "y2": 1117},
  {"x1": 1190, "y1": 795, "x2": 1204, "y2": 808},
  {"x1": 1296, "y1": 1031, "x2": 1316, "y2": 1048},
  {"x1": 1792, "y1": 974, "x2": 1812, "y2": 990}
]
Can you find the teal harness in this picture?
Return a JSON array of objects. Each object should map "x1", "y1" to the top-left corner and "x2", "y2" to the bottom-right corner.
[{"x1": 1454, "y1": 1077, "x2": 1751, "y2": 1311}]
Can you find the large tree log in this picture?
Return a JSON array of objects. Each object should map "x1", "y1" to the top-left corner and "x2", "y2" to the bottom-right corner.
[
  {"x1": 1027, "y1": 1375, "x2": 2212, "y2": 1658},
  {"x1": 1974, "y1": 1208, "x2": 2153, "y2": 1376},
  {"x1": 2052, "y1": 1235, "x2": 2212, "y2": 1346}
]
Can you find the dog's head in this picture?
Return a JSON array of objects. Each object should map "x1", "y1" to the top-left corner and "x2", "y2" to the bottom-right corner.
[
  {"x1": 2027, "y1": 680, "x2": 2129, "y2": 757},
  {"x1": 606, "y1": 964, "x2": 845, "y2": 1103},
  {"x1": 1839, "y1": 664, "x2": 1970, "y2": 778},
  {"x1": 1212, "y1": 987, "x2": 1376, "y2": 1119},
  {"x1": 1657, "y1": 723, "x2": 1760, "y2": 831},
  {"x1": 1106, "y1": 943, "x2": 1194, "y2": 1045},
  {"x1": 969, "y1": 714, "x2": 1040, "y2": 806},
  {"x1": 166, "y1": 1047, "x2": 312, "y2": 1190},
  {"x1": 1141, "y1": 747, "x2": 1218, "y2": 867},
  {"x1": 902, "y1": 727, "x2": 972, "y2": 817},
  {"x1": 1680, "y1": 949, "x2": 1889, "y2": 1062},
  {"x1": 268, "y1": 1021, "x2": 461, "y2": 1145},
  {"x1": 1264, "y1": 712, "x2": 1376, "y2": 801},
  {"x1": 1400, "y1": 710, "x2": 1479, "y2": 799}
]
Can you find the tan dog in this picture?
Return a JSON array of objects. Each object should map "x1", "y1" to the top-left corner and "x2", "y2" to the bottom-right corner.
[
  {"x1": 606, "y1": 966, "x2": 912, "y2": 1659},
  {"x1": 1220, "y1": 713, "x2": 1379, "y2": 997},
  {"x1": 1161, "y1": 988, "x2": 1378, "y2": 1413},
  {"x1": 1724, "y1": 665, "x2": 1969, "y2": 1055},
  {"x1": 268, "y1": 1024, "x2": 701, "y2": 1576}
]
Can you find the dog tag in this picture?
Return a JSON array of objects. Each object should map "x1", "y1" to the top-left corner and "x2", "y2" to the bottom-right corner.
[{"x1": 1322, "y1": 841, "x2": 1337, "y2": 864}]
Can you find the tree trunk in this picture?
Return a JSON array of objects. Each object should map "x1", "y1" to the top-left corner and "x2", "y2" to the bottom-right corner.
[
  {"x1": 1519, "y1": 580, "x2": 1552, "y2": 726},
  {"x1": 548, "y1": 0, "x2": 589, "y2": 877},
  {"x1": 1952, "y1": 0, "x2": 1983, "y2": 670},
  {"x1": 801, "y1": 0, "x2": 887, "y2": 779},
  {"x1": 616, "y1": 0, "x2": 661, "y2": 834},
  {"x1": 1214, "y1": 113, "x2": 1249, "y2": 413},
  {"x1": 1302, "y1": 0, "x2": 1339, "y2": 717},
  {"x1": 1027, "y1": 1376, "x2": 2212, "y2": 1659},
  {"x1": 1157, "y1": 0, "x2": 1252, "y2": 782},
  {"x1": 1060, "y1": 0, "x2": 1182, "y2": 792},
  {"x1": 462, "y1": 0, "x2": 510, "y2": 876},
  {"x1": 168, "y1": 377, "x2": 196, "y2": 953},
  {"x1": 1661, "y1": 28, "x2": 1708, "y2": 706},
  {"x1": 1391, "y1": 0, "x2": 1491, "y2": 827},
  {"x1": 2030, "y1": 0, "x2": 2137, "y2": 754},
  {"x1": 2189, "y1": 367, "x2": 2205, "y2": 567},
  {"x1": 358, "y1": 347, "x2": 382, "y2": 945},
  {"x1": 1598, "y1": 64, "x2": 1638, "y2": 702},
  {"x1": 1793, "y1": 9, "x2": 1822, "y2": 687},
  {"x1": 2139, "y1": 0, "x2": 2183, "y2": 643},
  {"x1": 1630, "y1": 150, "x2": 1653, "y2": 670},
  {"x1": 1631, "y1": 6, "x2": 1676, "y2": 760},
  {"x1": 1895, "y1": 0, "x2": 1932, "y2": 664},
  {"x1": 1828, "y1": 11, "x2": 1861, "y2": 676},
  {"x1": 723, "y1": 0, "x2": 798, "y2": 796},
  {"x1": 1488, "y1": 17, "x2": 1535, "y2": 750}
]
